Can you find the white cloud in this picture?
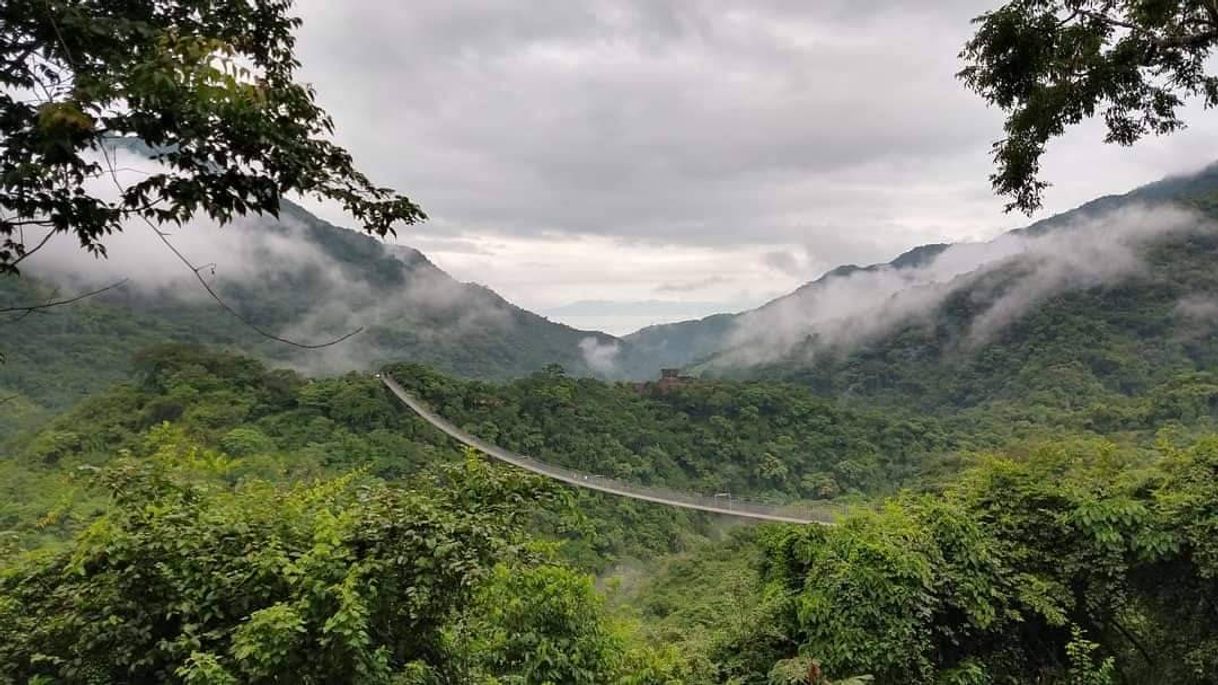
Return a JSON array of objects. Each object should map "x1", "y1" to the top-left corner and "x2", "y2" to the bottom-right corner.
[
  {"x1": 277, "y1": 1, "x2": 1218, "y2": 334},
  {"x1": 20, "y1": 151, "x2": 524, "y2": 374},
  {"x1": 579, "y1": 336, "x2": 621, "y2": 374},
  {"x1": 715, "y1": 204, "x2": 1211, "y2": 367},
  {"x1": 18, "y1": 3, "x2": 1218, "y2": 339}
]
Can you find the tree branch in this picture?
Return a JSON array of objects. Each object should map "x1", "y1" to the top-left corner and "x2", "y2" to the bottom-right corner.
[
  {"x1": 1074, "y1": 7, "x2": 1218, "y2": 51},
  {"x1": 1107, "y1": 616, "x2": 1155, "y2": 667},
  {"x1": 9, "y1": 228, "x2": 57, "y2": 270},
  {"x1": 0, "y1": 44, "x2": 38, "y2": 77},
  {"x1": 142, "y1": 217, "x2": 365, "y2": 349},
  {"x1": 1204, "y1": 0, "x2": 1218, "y2": 28},
  {"x1": 96, "y1": 143, "x2": 364, "y2": 350},
  {"x1": 0, "y1": 278, "x2": 128, "y2": 316}
]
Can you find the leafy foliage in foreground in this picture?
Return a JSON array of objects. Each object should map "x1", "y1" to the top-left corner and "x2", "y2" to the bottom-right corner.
[
  {"x1": 0, "y1": 438, "x2": 683, "y2": 684},
  {"x1": 1, "y1": 0, "x2": 423, "y2": 274},
  {"x1": 960, "y1": 1, "x2": 1218, "y2": 213},
  {"x1": 724, "y1": 437, "x2": 1218, "y2": 684}
]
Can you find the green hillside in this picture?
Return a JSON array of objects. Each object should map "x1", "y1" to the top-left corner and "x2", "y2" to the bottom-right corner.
[
  {"x1": 10, "y1": 153, "x2": 1218, "y2": 685},
  {"x1": 739, "y1": 201, "x2": 1218, "y2": 418},
  {"x1": 616, "y1": 164, "x2": 1218, "y2": 384},
  {"x1": 0, "y1": 346, "x2": 690, "y2": 681},
  {"x1": 0, "y1": 201, "x2": 617, "y2": 425},
  {"x1": 13, "y1": 343, "x2": 1218, "y2": 682}
]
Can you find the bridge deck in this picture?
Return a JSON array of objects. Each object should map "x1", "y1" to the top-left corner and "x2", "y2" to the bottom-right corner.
[{"x1": 381, "y1": 375, "x2": 834, "y2": 525}]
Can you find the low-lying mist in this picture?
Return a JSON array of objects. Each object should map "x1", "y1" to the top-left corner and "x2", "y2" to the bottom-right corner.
[
  {"x1": 19, "y1": 208, "x2": 520, "y2": 375},
  {"x1": 18, "y1": 154, "x2": 1213, "y2": 384},
  {"x1": 712, "y1": 203, "x2": 1212, "y2": 368}
]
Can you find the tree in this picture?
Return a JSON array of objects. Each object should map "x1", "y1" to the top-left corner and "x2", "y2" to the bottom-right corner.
[
  {"x1": 735, "y1": 437, "x2": 1218, "y2": 683},
  {"x1": 0, "y1": 0, "x2": 425, "y2": 274},
  {"x1": 460, "y1": 564, "x2": 626, "y2": 685},
  {"x1": 0, "y1": 447, "x2": 569, "y2": 683},
  {"x1": 960, "y1": 0, "x2": 1218, "y2": 213}
]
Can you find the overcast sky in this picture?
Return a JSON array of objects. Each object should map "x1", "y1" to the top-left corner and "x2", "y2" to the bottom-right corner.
[{"x1": 287, "y1": 0, "x2": 1218, "y2": 335}]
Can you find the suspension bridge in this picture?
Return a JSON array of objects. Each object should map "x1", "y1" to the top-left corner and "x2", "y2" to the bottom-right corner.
[{"x1": 381, "y1": 374, "x2": 835, "y2": 525}]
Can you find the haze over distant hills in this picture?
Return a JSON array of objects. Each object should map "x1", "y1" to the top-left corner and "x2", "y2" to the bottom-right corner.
[
  {"x1": 0, "y1": 200, "x2": 616, "y2": 417},
  {"x1": 612, "y1": 163, "x2": 1218, "y2": 390},
  {"x1": 6, "y1": 163, "x2": 1218, "y2": 423}
]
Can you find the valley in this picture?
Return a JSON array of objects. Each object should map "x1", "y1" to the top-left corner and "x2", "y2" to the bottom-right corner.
[
  {"x1": 8, "y1": 164, "x2": 1218, "y2": 682},
  {"x1": 8, "y1": 2, "x2": 1218, "y2": 679}
]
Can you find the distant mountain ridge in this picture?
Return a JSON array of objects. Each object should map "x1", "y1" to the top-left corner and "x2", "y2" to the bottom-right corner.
[
  {"x1": 7, "y1": 161, "x2": 1218, "y2": 429},
  {"x1": 684, "y1": 164, "x2": 1218, "y2": 416},
  {"x1": 614, "y1": 162, "x2": 1218, "y2": 380},
  {"x1": 0, "y1": 199, "x2": 617, "y2": 418}
]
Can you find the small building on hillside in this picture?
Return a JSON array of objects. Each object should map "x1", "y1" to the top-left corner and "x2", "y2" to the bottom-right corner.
[{"x1": 634, "y1": 368, "x2": 697, "y2": 395}]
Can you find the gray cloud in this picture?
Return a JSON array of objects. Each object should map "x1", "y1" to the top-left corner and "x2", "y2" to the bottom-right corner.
[
  {"x1": 20, "y1": 2, "x2": 1218, "y2": 340},
  {"x1": 289, "y1": 0, "x2": 1218, "y2": 275},
  {"x1": 292, "y1": 0, "x2": 1019, "y2": 249},
  {"x1": 762, "y1": 250, "x2": 804, "y2": 278},
  {"x1": 655, "y1": 275, "x2": 730, "y2": 293}
]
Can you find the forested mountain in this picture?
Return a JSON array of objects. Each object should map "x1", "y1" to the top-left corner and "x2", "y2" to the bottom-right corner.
[
  {"x1": 12, "y1": 344, "x2": 1218, "y2": 682},
  {"x1": 10, "y1": 163, "x2": 1218, "y2": 434},
  {"x1": 616, "y1": 164, "x2": 1218, "y2": 408},
  {"x1": 724, "y1": 171, "x2": 1218, "y2": 414},
  {"x1": 0, "y1": 200, "x2": 617, "y2": 425},
  {"x1": 11, "y1": 171, "x2": 1218, "y2": 683},
  {"x1": 741, "y1": 230, "x2": 1218, "y2": 413},
  {"x1": 614, "y1": 242, "x2": 949, "y2": 375}
]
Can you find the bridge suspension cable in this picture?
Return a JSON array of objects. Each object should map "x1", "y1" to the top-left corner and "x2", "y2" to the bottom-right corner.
[{"x1": 381, "y1": 374, "x2": 834, "y2": 525}]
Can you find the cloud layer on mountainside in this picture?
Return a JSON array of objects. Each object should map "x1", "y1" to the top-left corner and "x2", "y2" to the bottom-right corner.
[
  {"x1": 578, "y1": 336, "x2": 622, "y2": 374},
  {"x1": 20, "y1": 207, "x2": 522, "y2": 375},
  {"x1": 713, "y1": 204, "x2": 1212, "y2": 368}
]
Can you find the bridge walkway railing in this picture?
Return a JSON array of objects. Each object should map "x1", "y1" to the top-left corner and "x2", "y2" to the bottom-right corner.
[{"x1": 382, "y1": 375, "x2": 834, "y2": 525}]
